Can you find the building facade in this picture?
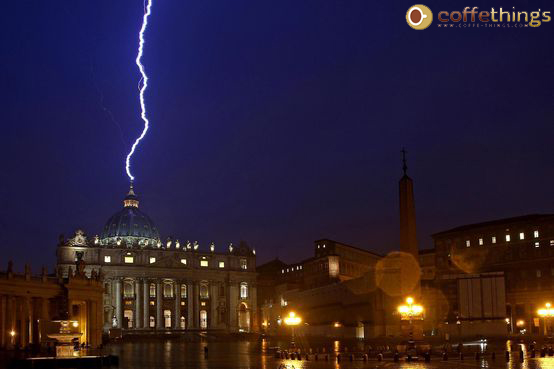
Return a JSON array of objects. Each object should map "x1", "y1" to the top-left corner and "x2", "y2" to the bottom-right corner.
[
  {"x1": 57, "y1": 185, "x2": 257, "y2": 333},
  {"x1": 0, "y1": 261, "x2": 103, "y2": 349},
  {"x1": 431, "y1": 214, "x2": 554, "y2": 337}
]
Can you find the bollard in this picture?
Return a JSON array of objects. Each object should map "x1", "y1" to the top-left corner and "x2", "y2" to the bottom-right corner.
[
  {"x1": 425, "y1": 351, "x2": 430, "y2": 362},
  {"x1": 549, "y1": 346, "x2": 553, "y2": 356},
  {"x1": 407, "y1": 354, "x2": 412, "y2": 362},
  {"x1": 519, "y1": 350, "x2": 524, "y2": 362},
  {"x1": 337, "y1": 353, "x2": 341, "y2": 362},
  {"x1": 377, "y1": 353, "x2": 383, "y2": 362},
  {"x1": 306, "y1": 353, "x2": 309, "y2": 361},
  {"x1": 363, "y1": 354, "x2": 368, "y2": 362},
  {"x1": 350, "y1": 354, "x2": 354, "y2": 361},
  {"x1": 315, "y1": 353, "x2": 318, "y2": 361},
  {"x1": 541, "y1": 348, "x2": 546, "y2": 358},
  {"x1": 460, "y1": 352, "x2": 464, "y2": 361},
  {"x1": 442, "y1": 352, "x2": 448, "y2": 361},
  {"x1": 531, "y1": 349, "x2": 535, "y2": 358},
  {"x1": 505, "y1": 351, "x2": 510, "y2": 362},
  {"x1": 325, "y1": 354, "x2": 329, "y2": 361},
  {"x1": 394, "y1": 352, "x2": 399, "y2": 362}
]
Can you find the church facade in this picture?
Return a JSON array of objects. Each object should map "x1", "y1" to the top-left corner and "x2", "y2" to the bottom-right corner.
[{"x1": 56, "y1": 185, "x2": 257, "y2": 333}]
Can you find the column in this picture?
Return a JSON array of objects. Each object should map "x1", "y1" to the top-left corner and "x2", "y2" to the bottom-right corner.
[
  {"x1": 0, "y1": 296, "x2": 6, "y2": 348},
  {"x1": 228, "y1": 282, "x2": 238, "y2": 331},
  {"x1": 210, "y1": 284, "x2": 217, "y2": 329},
  {"x1": 135, "y1": 279, "x2": 142, "y2": 329},
  {"x1": 115, "y1": 279, "x2": 122, "y2": 329},
  {"x1": 18, "y1": 297, "x2": 25, "y2": 347},
  {"x1": 193, "y1": 282, "x2": 199, "y2": 328},
  {"x1": 156, "y1": 281, "x2": 162, "y2": 329},
  {"x1": 174, "y1": 283, "x2": 181, "y2": 329},
  {"x1": 187, "y1": 284, "x2": 194, "y2": 329},
  {"x1": 143, "y1": 281, "x2": 149, "y2": 329}
]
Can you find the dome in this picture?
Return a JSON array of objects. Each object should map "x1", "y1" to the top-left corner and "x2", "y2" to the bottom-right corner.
[{"x1": 100, "y1": 184, "x2": 160, "y2": 245}]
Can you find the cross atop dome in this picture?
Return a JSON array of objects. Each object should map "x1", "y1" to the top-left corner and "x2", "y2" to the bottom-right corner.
[{"x1": 123, "y1": 182, "x2": 139, "y2": 208}]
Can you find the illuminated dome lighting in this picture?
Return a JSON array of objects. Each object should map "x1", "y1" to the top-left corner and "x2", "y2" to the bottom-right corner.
[{"x1": 100, "y1": 184, "x2": 160, "y2": 246}]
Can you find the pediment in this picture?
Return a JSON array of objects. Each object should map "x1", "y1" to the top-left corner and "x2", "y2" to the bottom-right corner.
[{"x1": 150, "y1": 255, "x2": 183, "y2": 268}]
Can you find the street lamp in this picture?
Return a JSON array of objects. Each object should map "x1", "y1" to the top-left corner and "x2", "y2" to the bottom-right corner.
[
  {"x1": 284, "y1": 311, "x2": 301, "y2": 347},
  {"x1": 398, "y1": 297, "x2": 424, "y2": 340},
  {"x1": 537, "y1": 303, "x2": 554, "y2": 337}
]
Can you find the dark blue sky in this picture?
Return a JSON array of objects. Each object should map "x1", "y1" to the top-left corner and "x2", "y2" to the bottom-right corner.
[{"x1": 1, "y1": 0, "x2": 552, "y2": 271}]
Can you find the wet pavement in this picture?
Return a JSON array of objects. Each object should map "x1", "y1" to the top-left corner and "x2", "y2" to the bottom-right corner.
[
  {"x1": 6, "y1": 337, "x2": 554, "y2": 368},
  {"x1": 98, "y1": 338, "x2": 554, "y2": 369}
]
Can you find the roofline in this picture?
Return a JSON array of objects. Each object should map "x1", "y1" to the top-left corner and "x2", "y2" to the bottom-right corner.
[
  {"x1": 432, "y1": 214, "x2": 554, "y2": 237},
  {"x1": 314, "y1": 238, "x2": 383, "y2": 258}
]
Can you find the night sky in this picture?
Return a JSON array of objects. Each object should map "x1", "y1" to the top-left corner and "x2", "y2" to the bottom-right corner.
[{"x1": 1, "y1": 0, "x2": 552, "y2": 271}]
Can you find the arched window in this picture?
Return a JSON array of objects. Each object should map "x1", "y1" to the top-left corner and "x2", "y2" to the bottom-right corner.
[
  {"x1": 124, "y1": 281, "x2": 134, "y2": 298},
  {"x1": 149, "y1": 316, "x2": 155, "y2": 328},
  {"x1": 164, "y1": 310, "x2": 172, "y2": 328},
  {"x1": 180, "y1": 284, "x2": 187, "y2": 299},
  {"x1": 200, "y1": 283, "x2": 209, "y2": 299},
  {"x1": 240, "y1": 282, "x2": 248, "y2": 299},
  {"x1": 149, "y1": 283, "x2": 156, "y2": 298},
  {"x1": 200, "y1": 310, "x2": 208, "y2": 329},
  {"x1": 180, "y1": 316, "x2": 186, "y2": 329},
  {"x1": 163, "y1": 282, "x2": 174, "y2": 298}
]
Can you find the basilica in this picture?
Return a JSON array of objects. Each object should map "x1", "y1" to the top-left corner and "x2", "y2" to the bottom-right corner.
[{"x1": 56, "y1": 184, "x2": 257, "y2": 334}]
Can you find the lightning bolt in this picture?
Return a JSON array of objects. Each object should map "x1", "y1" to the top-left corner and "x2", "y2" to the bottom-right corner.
[{"x1": 125, "y1": 0, "x2": 153, "y2": 182}]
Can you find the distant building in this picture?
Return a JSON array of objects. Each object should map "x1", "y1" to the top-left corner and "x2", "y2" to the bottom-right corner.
[
  {"x1": 258, "y1": 240, "x2": 394, "y2": 339},
  {"x1": 57, "y1": 185, "x2": 257, "y2": 333},
  {"x1": 0, "y1": 262, "x2": 103, "y2": 349},
  {"x1": 431, "y1": 214, "x2": 554, "y2": 336}
]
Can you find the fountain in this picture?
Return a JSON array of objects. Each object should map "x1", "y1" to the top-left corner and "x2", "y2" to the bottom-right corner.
[{"x1": 47, "y1": 320, "x2": 82, "y2": 357}]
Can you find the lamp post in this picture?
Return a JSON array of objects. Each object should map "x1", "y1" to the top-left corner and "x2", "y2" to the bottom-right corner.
[
  {"x1": 398, "y1": 297, "x2": 424, "y2": 340},
  {"x1": 537, "y1": 302, "x2": 554, "y2": 337},
  {"x1": 284, "y1": 311, "x2": 301, "y2": 347}
]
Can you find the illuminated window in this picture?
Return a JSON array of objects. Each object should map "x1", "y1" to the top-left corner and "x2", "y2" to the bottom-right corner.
[
  {"x1": 505, "y1": 234, "x2": 511, "y2": 242},
  {"x1": 478, "y1": 238, "x2": 483, "y2": 246},
  {"x1": 149, "y1": 257, "x2": 156, "y2": 264},
  {"x1": 149, "y1": 283, "x2": 156, "y2": 297},
  {"x1": 149, "y1": 301, "x2": 155, "y2": 306},
  {"x1": 124, "y1": 256, "x2": 134, "y2": 264},
  {"x1": 219, "y1": 261, "x2": 225, "y2": 268},
  {"x1": 149, "y1": 316, "x2": 155, "y2": 328},
  {"x1": 180, "y1": 259, "x2": 187, "y2": 265},
  {"x1": 201, "y1": 301, "x2": 206, "y2": 306},
  {"x1": 240, "y1": 282, "x2": 248, "y2": 299},
  {"x1": 104, "y1": 256, "x2": 111, "y2": 263},
  {"x1": 281, "y1": 269, "x2": 284, "y2": 274},
  {"x1": 181, "y1": 301, "x2": 185, "y2": 306},
  {"x1": 322, "y1": 244, "x2": 326, "y2": 248},
  {"x1": 519, "y1": 232, "x2": 525, "y2": 240},
  {"x1": 465, "y1": 240, "x2": 471, "y2": 247},
  {"x1": 550, "y1": 240, "x2": 554, "y2": 246},
  {"x1": 240, "y1": 259, "x2": 247, "y2": 270},
  {"x1": 535, "y1": 242, "x2": 540, "y2": 248},
  {"x1": 180, "y1": 284, "x2": 187, "y2": 299},
  {"x1": 200, "y1": 283, "x2": 209, "y2": 299},
  {"x1": 492, "y1": 236, "x2": 497, "y2": 244},
  {"x1": 200, "y1": 260, "x2": 209, "y2": 267},
  {"x1": 534, "y1": 230, "x2": 539, "y2": 238},
  {"x1": 123, "y1": 281, "x2": 134, "y2": 298},
  {"x1": 163, "y1": 282, "x2": 174, "y2": 298}
]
